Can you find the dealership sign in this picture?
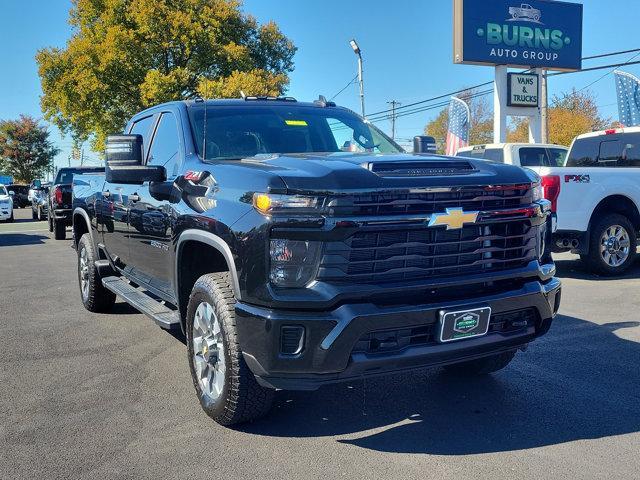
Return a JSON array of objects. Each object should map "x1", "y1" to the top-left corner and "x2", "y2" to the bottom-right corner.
[
  {"x1": 508, "y1": 72, "x2": 539, "y2": 107},
  {"x1": 453, "y1": 0, "x2": 583, "y2": 71}
]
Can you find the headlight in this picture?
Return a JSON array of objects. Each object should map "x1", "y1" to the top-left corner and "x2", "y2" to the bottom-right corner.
[
  {"x1": 269, "y1": 239, "x2": 321, "y2": 287},
  {"x1": 532, "y1": 182, "x2": 544, "y2": 202},
  {"x1": 253, "y1": 193, "x2": 320, "y2": 215}
]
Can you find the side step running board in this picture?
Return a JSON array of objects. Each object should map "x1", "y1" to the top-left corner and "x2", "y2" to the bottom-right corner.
[{"x1": 102, "y1": 276, "x2": 180, "y2": 330}]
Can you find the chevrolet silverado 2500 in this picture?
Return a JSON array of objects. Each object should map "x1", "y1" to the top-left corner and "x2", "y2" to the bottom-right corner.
[{"x1": 72, "y1": 98, "x2": 561, "y2": 426}]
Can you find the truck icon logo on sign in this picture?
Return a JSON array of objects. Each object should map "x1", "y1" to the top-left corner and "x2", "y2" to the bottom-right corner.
[{"x1": 507, "y1": 3, "x2": 543, "y2": 24}]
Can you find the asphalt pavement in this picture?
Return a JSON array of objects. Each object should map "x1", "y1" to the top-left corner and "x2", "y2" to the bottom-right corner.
[{"x1": 1, "y1": 208, "x2": 639, "y2": 480}]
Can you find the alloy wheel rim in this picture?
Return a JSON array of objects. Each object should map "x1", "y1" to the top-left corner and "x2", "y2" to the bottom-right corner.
[
  {"x1": 79, "y1": 247, "x2": 90, "y2": 300},
  {"x1": 599, "y1": 225, "x2": 630, "y2": 267},
  {"x1": 192, "y1": 302, "x2": 226, "y2": 402}
]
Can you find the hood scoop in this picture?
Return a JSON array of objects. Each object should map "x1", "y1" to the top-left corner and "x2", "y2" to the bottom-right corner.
[{"x1": 365, "y1": 160, "x2": 477, "y2": 177}]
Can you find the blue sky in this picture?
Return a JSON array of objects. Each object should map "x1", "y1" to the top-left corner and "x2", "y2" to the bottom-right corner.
[{"x1": 0, "y1": 0, "x2": 638, "y2": 168}]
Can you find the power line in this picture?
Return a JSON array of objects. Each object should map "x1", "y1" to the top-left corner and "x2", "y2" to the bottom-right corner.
[
  {"x1": 583, "y1": 48, "x2": 640, "y2": 61},
  {"x1": 330, "y1": 74, "x2": 359, "y2": 101}
]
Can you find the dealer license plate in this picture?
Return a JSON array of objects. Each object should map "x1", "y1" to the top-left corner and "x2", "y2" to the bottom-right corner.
[{"x1": 438, "y1": 306, "x2": 491, "y2": 343}]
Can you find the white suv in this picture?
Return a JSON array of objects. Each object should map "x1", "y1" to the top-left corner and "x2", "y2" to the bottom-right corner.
[{"x1": 0, "y1": 184, "x2": 15, "y2": 222}]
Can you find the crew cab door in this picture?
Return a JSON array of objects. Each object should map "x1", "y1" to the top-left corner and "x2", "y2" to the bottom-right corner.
[
  {"x1": 99, "y1": 113, "x2": 157, "y2": 267},
  {"x1": 127, "y1": 111, "x2": 183, "y2": 295}
]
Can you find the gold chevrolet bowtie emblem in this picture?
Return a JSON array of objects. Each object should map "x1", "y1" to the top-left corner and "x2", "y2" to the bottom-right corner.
[{"x1": 428, "y1": 208, "x2": 480, "y2": 230}]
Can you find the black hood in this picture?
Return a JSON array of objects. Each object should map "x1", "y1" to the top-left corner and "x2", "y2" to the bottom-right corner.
[{"x1": 245, "y1": 152, "x2": 535, "y2": 194}]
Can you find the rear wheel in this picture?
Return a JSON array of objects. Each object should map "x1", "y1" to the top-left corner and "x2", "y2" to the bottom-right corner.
[
  {"x1": 77, "y1": 233, "x2": 115, "y2": 312},
  {"x1": 53, "y1": 218, "x2": 66, "y2": 240},
  {"x1": 186, "y1": 273, "x2": 274, "y2": 426},
  {"x1": 32, "y1": 208, "x2": 38, "y2": 220},
  {"x1": 443, "y1": 351, "x2": 516, "y2": 376},
  {"x1": 584, "y1": 213, "x2": 636, "y2": 276},
  {"x1": 48, "y1": 212, "x2": 53, "y2": 232}
]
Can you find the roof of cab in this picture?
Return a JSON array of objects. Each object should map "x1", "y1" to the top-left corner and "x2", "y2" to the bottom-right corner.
[
  {"x1": 458, "y1": 143, "x2": 567, "y2": 151},
  {"x1": 575, "y1": 126, "x2": 640, "y2": 140},
  {"x1": 134, "y1": 98, "x2": 347, "y2": 117}
]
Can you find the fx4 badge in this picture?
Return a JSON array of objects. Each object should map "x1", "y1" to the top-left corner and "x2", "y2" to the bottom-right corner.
[
  {"x1": 428, "y1": 208, "x2": 480, "y2": 230},
  {"x1": 565, "y1": 174, "x2": 590, "y2": 184}
]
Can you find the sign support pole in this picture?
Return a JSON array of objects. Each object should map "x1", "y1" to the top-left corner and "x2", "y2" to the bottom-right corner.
[
  {"x1": 540, "y1": 69, "x2": 549, "y2": 143},
  {"x1": 494, "y1": 65, "x2": 508, "y2": 143}
]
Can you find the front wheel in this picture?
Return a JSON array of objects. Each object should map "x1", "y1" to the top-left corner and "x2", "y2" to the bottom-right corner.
[
  {"x1": 32, "y1": 208, "x2": 38, "y2": 220},
  {"x1": 443, "y1": 351, "x2": 516, "y2": 376},
  {"x1": 77, "y1": 233, "x2": 115, "y2": 312},
  {"x1": 48, "y1": 213, "x2": 53, "y2": 232},
  {"x1": 584, "y1": 213, "x2": 636, "y2": 276},
  {"x1": 186, "y1": 273, "x2": 274, "y2": 426}
]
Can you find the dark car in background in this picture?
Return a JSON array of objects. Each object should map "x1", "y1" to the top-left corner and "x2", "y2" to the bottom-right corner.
[{"x1": 7, "y1": 184, "x2": 30, "y2": 208}]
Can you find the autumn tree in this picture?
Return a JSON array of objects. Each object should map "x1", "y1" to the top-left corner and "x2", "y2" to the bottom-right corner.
[
  {"x1": 0, "y1": 116, "x2": 59, "y2": 183},
  {"x1": 36, "y1": 0, "x2": 296, "y2": 151},
  {"x1": 424, "y1": 90, "x2": 493, "y2": 153},
  {"x1": 507, "y1": 89, "x2": 610, "y2": 146}
]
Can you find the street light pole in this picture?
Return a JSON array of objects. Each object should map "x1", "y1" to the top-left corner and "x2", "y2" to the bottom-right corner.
[{"x1": 350, "y1": 39, "x2": 365, "y2": 118}]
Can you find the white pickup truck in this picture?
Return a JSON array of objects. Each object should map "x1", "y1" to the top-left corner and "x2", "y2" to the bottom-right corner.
[{"x1": 531, "y1": 127, "x2": 640, "y2": 276}]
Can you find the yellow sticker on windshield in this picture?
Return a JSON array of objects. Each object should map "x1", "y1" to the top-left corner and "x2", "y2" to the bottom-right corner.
[{"x1": 285, "y1": 120, "x2": 308, "y2": 127}]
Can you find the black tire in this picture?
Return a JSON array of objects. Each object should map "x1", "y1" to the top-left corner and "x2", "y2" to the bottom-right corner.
[
  {"x1": 7, "y1": 211, "x2": 14, "y2": 223},
  {"x1": 186, "y1": 273, "x2": 274, "y2": 426},
  {"x1": 53, "y1": 218, "x2": 66, "y2": 240},
  {"x1": 48, "y1": 212, "x2": 53, "y2": 232},
  {"x1": 37, "y1": 207, "x2": 44, "y2": 221},
  {"x1": 32, "y1": 208, "x2": 38, "y2": 220},
  {"x1": 77, "y1": 233, "x2": 115, "y2": 313},
  {"x1": 443, "y1": 351, "x2": 516, "y2": 376},
  {"x1": 583, "y1": 213, "x2": 636, "y2": 276}
]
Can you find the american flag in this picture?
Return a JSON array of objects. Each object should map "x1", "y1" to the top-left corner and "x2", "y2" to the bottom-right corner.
[
  {"x1": 445, "y1": 96, "x2": 470, "y2": 156},
  {"x1": 615, "y1": 70, "x2": 640, "y2": 127}
]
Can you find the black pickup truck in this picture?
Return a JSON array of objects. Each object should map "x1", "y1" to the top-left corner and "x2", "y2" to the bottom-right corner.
[
  {"x1": 49, "y1": 167, "x2": 104, "y2": 239},
  {"x1": 72, "y1": 98, "x2": 561, "y2": 426}
]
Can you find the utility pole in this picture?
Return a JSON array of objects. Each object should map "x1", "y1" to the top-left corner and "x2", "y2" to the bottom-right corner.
[
  {"x1": 387, "y1": 100, "x2": 401, "y2": 141},
  {"x1": 350, "y1": 39, "x2": 365, "y2": 118}
]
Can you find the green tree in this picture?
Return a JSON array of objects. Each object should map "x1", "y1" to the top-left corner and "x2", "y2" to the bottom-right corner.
[
  {"x1": 508, "y1": 89, "x2": 610, "y2": 146},
  {"x1": 0, "y1": 116, "x2": 59, "y2": 183},
  {"x1": 36, "y1": 0, "x2": 296, "y2": 151},
  {"x1": 424, "y1": 90, "x2": 493, "y2": 153}
]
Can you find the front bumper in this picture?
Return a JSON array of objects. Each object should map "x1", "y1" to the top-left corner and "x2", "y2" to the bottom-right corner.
[
  {"x1": 235, "y1": 267, "x2": 561, "y2": 391},
  {"x1": 0, "y1": 205, "x2": 12, "y2": 219}
]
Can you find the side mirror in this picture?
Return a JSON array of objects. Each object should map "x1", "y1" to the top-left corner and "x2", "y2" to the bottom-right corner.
[
  {"x1": 8, "y1": 191, "x2": 14, "y2": 196},
  {"x1": 413, "y1": 136, "x2": 438, "y2": 154},
  {"x1": 105, "y1": 134, "x2": 166, "y2": 184}
]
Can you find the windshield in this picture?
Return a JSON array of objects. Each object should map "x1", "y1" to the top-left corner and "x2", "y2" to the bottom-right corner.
[
  {"x1": 188, "y1": 104, "x2": 403, "y2": 161},
  {"x1": 0, "y1": 186, "x2": 7, "y2": 196}
]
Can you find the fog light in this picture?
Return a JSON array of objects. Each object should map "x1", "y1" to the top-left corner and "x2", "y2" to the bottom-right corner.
[
  {"x1": 269, "y1": 239, "x2": 321, "y2": 287},
  {"x1": 280, "y1": 326, "x2": 305, "y2": 355}
]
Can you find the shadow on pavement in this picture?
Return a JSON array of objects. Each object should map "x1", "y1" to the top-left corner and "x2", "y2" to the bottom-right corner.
[
  {"x1": 0, "y1": 233, "x2": 48, "y2": 247},
  {"x1": 240, "y1": 315, "x2": 640, "y2": 455},
  {"x1": 555, "y1": 255, "x2": 640, "y2": 281}
]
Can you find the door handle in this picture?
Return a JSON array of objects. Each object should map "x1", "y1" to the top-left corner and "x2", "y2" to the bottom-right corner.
[
  {"x1": 102, "y1": 190, "x2": 111, "y2": 198},
  {"x1": 129, "y1": 194, "x2": 140, "y2": 203}
]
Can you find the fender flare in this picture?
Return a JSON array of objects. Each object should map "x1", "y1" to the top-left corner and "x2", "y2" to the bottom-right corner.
[
  {"x1": 174, "y1": 229, "x2": 242, "y2": 301},
  {"x1": 72, "y1": 207, "x2": 94, "y2": 247}
]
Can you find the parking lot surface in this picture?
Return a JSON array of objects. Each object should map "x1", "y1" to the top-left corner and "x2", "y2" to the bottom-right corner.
[{"x1": 1, "y1": 208, "x2": 639, "y2": 480}]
